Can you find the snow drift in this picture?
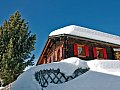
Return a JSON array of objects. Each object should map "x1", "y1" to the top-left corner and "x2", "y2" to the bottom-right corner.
[{"x1": 12, "y1": 57, "x2": 120, "y2": 90}]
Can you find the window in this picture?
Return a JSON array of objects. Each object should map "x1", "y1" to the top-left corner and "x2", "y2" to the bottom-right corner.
[
  {"x1": 114, "y1": 51, "x2": 120, "y2": 60},
  {"x1": 50, "y1": 54, "x2": 54, "y2": 62},
  {"x1": 74, "y1": 43, "x2": 89, "y2": 57},
  {"x1": 56, "y1": 45, "x2": 63, "y2": 61},
  {"x1": 93, "y1": 47, "x2": 107, "y2": 59},
  {"x1": 47, "y1": 57, "x2": 51, "y2": 63},
  {"x1": 78, "y1": 45, "x2": 86, "y2": 57},
  {"x1": 49, "y1": 57, "x2": 51, "y2": 63},
  {"x1": 96, "y1": 48, "x2": 104, "y2": 59},
  {"x1": 57, "y1": 49, "x2": 60, "y2": 61}
]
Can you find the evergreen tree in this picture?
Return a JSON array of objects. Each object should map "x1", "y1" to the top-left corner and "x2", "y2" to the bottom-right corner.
[{"x1": 0, "y1": 11, "x2": 36, "y2": 86}]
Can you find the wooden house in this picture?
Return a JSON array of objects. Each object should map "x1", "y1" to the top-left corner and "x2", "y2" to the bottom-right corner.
[{"x1": 37, "y1": 25, "x2": 120, "y2": 65}]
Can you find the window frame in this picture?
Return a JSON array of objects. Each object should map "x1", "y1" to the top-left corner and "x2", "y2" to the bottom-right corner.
[
  {"x1": 77, "y1": 45, "x2": 86, "y2": 57},
  {"x1": 96, "y1": 47, "x2": 105, "y2": 59}
]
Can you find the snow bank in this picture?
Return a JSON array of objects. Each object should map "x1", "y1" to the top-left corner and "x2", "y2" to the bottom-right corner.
[
  {"x1": 12, "y1": 57, "x2": 120, "y2": 90},
  {"x1": 46, "y1": 71, "x2": 120, "y2": 90},
  {"x1": 34, "y1": 57, "x2": 87, "y2": 76},
  {"x1": 12, "y1": 57, "x2": 87, "y2": 90},
  {"x1": 87, "y1": 60, "x2": 120, "y2": 76},
  {"x1": 49, "y1": 25, "x2": 120, "y2": 45}
]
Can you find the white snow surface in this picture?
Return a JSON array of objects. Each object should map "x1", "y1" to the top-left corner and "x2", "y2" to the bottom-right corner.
[
  {"x1": 12, "y1": 57, "x2": 120, "y2": 90},
  {"x1": 0, "y1": 87, "x2": 4, "y2": 90},
  {"x1": 49, "y1": 25, "x2": 120, "y2": 45}
]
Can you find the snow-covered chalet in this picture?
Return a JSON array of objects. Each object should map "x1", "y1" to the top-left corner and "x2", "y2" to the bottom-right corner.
[{"x1": 37, "y1": 25, "x2": 120, "y2": 65}]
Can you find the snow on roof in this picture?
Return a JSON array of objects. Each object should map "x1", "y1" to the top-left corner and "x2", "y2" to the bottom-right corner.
[
  {"x1": 49, "y1": 25, "x2": 120, "y2": 45},
  {"x1": 12, "y1": 57, "x2": 120, "y2": 90}
]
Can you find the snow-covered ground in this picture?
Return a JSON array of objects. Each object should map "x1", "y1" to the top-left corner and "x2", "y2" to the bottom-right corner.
[{"x1": 12, "y1": 57, "x2": 120, "y2": 90}]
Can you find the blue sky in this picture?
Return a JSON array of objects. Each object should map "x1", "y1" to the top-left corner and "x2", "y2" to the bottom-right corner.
[{"x1": 0, "y1": 0, "x2": 120, "y2": 63}]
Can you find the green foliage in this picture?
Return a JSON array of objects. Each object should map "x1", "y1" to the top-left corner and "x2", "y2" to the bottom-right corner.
[{"x1": 0, "y1": 11, "x2": 36, "y2": 86}]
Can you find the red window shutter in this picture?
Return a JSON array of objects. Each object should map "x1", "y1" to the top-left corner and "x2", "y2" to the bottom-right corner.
[
  {"x1": 60, "y1": 46, "x2": 63, "y2": 60},
  {"x1": 103, "y1": 49, "x2": 107, "y2": 59},
  {"x1": 85, "y1": 46, "x2": 89, "y2": 57},
  {"x1": 93, "y1": 47, "x2": 97, "y2": 58},
  {"x1": 74, "y1": 43, "x2": 78, "y2": 56}
]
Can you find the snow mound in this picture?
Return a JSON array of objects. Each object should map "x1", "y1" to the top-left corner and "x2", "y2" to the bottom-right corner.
[
  {"x1": 87, "y1": 60, "x2": 120, "y2": 76},
  {"x1": 49, "y1": 25, "x2": 120, "y2": 45},
  {"x1": 12, "y1": 57, "x2": 120, "y2": 90},
  {"x1": 35, "y1": 57, "x2": 87, "y2": 76},
  {"x1": 12, "y1": 57, "x2": 87, "y2": 90},
  {"x1": 46, "y1": 71, "x2": 120, "y2": 90}
]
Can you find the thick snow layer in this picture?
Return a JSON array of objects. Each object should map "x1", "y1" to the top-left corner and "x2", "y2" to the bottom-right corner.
[
  {"x1": 87, "y1": 60, "x2": 120, "y2": 76},
  {"x1": 12, "y1": 57, "x2": 87, "y2": 90},
  {"x1": 46, "y1": 71, "x2": 120, "y2": 90},
  {"x1": 49, "y1": 25, "x2": 120, "y2": 45},
  {"x1": 12, "y1": 57, "x2": 120, "y2": 90}
]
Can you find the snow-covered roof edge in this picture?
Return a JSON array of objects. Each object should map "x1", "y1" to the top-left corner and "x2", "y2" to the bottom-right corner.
[{"x1": 49, "y1": 25, "x2": 120, "y2": 45}]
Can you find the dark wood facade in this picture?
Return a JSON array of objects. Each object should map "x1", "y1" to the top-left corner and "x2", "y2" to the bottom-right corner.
[{"x1": 37, "y1": 34, "x2": 120, "y2": 65}]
